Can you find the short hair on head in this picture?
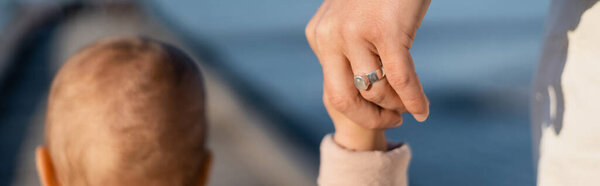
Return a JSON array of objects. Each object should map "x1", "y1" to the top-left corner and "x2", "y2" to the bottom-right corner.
[{"x1": 45, "y1": 37, "x2": 206, "y2": 186}]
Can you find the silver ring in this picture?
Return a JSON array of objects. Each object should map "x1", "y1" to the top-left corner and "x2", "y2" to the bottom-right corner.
[{"x1": 354, "y1": 67, "x2": 385, "y2": 90}]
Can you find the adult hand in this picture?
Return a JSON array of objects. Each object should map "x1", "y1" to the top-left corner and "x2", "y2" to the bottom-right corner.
[{"x1": 306, "y1": 0, "x2": 431, "y2": 132}]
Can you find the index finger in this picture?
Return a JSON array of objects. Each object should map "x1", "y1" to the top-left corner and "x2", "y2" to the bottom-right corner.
[{"x1": 377, "y1": 40, "x2": 429, "y2": 122}]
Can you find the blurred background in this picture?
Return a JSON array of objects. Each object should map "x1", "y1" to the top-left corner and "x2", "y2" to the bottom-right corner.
[{"x1": 0, "y1": 0, "x2": 550, "y2": 185}]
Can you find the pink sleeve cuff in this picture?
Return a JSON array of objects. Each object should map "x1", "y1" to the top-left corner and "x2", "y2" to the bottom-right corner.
[{"x1": 318, "y1": 134, "x2": 411, "y2": 186}]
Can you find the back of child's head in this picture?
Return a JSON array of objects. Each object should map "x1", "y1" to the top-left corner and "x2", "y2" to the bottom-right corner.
[{"x1": 44, "y1": 37, "x2": 207, "y2": 186}]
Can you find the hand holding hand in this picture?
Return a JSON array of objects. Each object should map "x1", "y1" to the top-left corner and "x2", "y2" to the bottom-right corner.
[{"x1": 306, "y1": 0, "x2": 431, "y2": 150}]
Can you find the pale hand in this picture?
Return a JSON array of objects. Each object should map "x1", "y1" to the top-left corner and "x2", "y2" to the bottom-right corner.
[{"x1": 306, "y1": 0, "x2": 431, "y2": 150}]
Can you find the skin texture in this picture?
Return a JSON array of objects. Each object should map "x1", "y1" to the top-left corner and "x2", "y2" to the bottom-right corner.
[
  {"x1": 306, "y1": 0, "x2": 431, "y2": 150},
  {"x1": 37, "y1": 37, "x2": 210, "y2": 186}
]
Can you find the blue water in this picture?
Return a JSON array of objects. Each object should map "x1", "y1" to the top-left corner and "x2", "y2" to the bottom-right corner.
[
  {"x1": 147, "y1": 0, "x2": 550, "y2": 185},
  {"x1": 0, "y1": 1, "x2": 12, "y2": 32},
  {"x1": 148, "y1": 0, "x2": 550, "y2": 185},
  {"x1": 0, "y1": 0, "x2": 551, "y2": 185}
]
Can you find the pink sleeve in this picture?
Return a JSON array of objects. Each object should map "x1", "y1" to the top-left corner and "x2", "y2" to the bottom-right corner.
[{"x1": 317, "y1": 134, "x2": 411, "y2": 186}]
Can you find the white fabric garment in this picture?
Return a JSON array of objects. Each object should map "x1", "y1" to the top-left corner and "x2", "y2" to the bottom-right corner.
[{"x1": 532, "y1": 0, "x2": 600, "y2": 185}]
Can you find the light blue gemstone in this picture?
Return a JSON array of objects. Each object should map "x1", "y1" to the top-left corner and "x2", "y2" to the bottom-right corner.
[{"x1": 354, "y1": 76, "x2": 368, "y2": 90}]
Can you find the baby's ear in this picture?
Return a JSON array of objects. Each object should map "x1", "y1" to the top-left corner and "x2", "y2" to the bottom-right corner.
[{"x1": 36, "y1": 146, "x2": 59, "y2": 186}]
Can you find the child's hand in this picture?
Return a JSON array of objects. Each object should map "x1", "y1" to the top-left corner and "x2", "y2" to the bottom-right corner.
[{"x1": 324, "y1": 94, "x2": 398, "y2": 151}]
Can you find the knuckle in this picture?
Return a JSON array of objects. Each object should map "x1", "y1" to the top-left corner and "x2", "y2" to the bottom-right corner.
[
  {"x1": 305, "y1": 24, "x2": 315, "y2": 40},
  {"x1": 388, "y1": 73, "x2": 412, "y2": 89},
  {"x1": 315, "y1": 22, "x2": 337, "y2": 39},
  {"x1": 341, "y1": 22, "x2": 382, "y2": 41},
  {"x1": 325, "y1": 92, "x2": 356, "y2": 112},
  {"x1": 341, "y1": 22, "x2": 361, "y2": 38},
  {"x1": 397, "y1": 29, "x2": 415, "y2": 49},
  {"x1": 362, "y1": 25, "x2": 383, "y2": 41}
]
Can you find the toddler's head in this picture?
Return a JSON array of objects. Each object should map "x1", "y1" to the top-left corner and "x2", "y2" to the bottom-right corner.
[{"x1": 36, "y1": 37, "x2": 210, "y2": 186}]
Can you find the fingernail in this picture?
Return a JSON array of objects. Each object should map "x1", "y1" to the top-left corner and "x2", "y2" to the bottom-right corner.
[
  {"x1": 415, "y1": 99, "x2": 431, "y2": 123},
  {"x1": 414, "y1": 112, "x2": 429, "y2": 122}
]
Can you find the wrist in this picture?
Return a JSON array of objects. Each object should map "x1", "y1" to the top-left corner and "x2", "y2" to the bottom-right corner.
[{"x1": 334, "y1": 126, "x2": 387, "y2": 151}]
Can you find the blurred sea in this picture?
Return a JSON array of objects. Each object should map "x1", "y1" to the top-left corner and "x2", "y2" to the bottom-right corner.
[
  {"x1": 0, "y1": 0, "x2": 550, "y2": 185},
  {"x1": 147, "y1": 0, "x2": 549, "y2": 185},
  {"x1": 0, "y1": 1, "x2": 12, "y2": 31}
]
